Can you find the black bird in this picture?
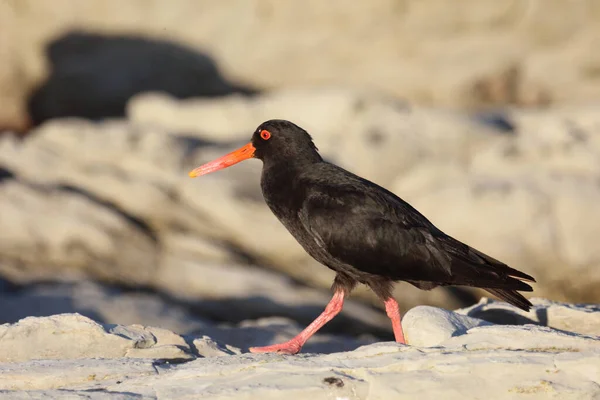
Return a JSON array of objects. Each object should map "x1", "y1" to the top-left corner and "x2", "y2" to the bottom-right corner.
[{"x1": 189, "y1": 120, "x2": 535, "y2": 354}]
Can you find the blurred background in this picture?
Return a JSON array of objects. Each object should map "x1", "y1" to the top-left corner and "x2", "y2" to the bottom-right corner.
[{"x1": 1, "y1": 1, "x2": 599, "y2": 349}]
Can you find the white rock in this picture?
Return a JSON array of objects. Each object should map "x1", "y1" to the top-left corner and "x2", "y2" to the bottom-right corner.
[
  {"x1": 1, "y1": 338, "x2": 598, "y2": 399},
  {"x1": 192, "y1": 336, "x2": 241, "y2": 357},
  {"x1": 0, "y1": 314, "x2": 193, "y2": 363},
  {"x1": 442, "y1": 324, "x2": 600, "y2": 352},
  {"x1": 0, "y1": 358, "x2": 157, "y2": 391},
  {"x1": 0, "y1": 304, "x2": 598, "y2": 398},
  {"x1": 402, "y1": 305, "x2": 492, "y2": 347},
  {"x1": 459, "y1": 298, "x2": 600, "y2": 336}
]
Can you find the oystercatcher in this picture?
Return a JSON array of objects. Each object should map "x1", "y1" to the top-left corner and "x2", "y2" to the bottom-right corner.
[{"x1": 189, "y1": 119, "x2": 535, "y2": 354}]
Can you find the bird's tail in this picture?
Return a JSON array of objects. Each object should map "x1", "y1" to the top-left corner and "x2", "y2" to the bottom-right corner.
[
  {"x1": 485, "y1": 288, "x2": 533, "y2": 311},
  {"x1": 441, "y1": 237, "x2": 536, "y2": 311}
]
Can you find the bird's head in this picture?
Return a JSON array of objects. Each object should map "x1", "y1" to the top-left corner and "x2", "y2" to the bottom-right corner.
[{"x1": 188, "y1": 119, "x2": 321, "y2": 178}]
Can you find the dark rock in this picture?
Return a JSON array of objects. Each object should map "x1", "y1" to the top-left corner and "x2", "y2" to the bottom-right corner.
[{"x1": 28, "y1": 31, "x2": 259, "y2": 125}]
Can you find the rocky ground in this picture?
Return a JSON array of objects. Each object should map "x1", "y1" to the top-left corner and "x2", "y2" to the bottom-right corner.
[
  {"x1": 2, "y1": 3, "x2": 600, "y2": 398},
  {"x1": 0, "y1": 299, "x2": 598, "y2": 399}
]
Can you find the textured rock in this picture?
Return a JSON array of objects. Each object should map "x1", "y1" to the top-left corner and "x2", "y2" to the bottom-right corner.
[
  {"x1": 0, "y1": 302, "x2": 598, "y2": 398},
  {"x1": 0, "y1": 313, "x2": 597, "y2": 398},
  {"x1": 2, "y1": 348, "x2": 599, "y2": 399},
  {"x1": 0, "y1": 314, "x2": 193, "y2": 363},
  {"x1": 0, "y1": 358, "x2": 158, "y2": 392},
  {"x1": 401, "y1": 305, "x2": 492, "y2": 347},
  {"x1": 191, "y1": 336, "x2": 241, "y2": 357},
  {"x1": 28, "y1": 31, "x2": 257, "y2": 126},
  {"x1": 460, "y1": 297, "x2": 600, "y2": 337},
  {"x1": 0, "y1": 177, "x2": 158, "y2": 286}
]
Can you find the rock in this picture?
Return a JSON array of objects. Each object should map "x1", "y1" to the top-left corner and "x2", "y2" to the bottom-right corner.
[
  {"x1": 441, "y1": 324, "x2": 600, "y2": 353},
  {"x1": 191, "y1": 336, "x2": 241, "y2": 357},
  {"x1": 0, "y1": 309, "x2": 598, "y2": 398},
  {"x1": 0, "y1": 303, "x2": 598, "y2": 398},
  {"x1": 459, "y1": 297, "x2": 600, "y2": 337},
  {"x1": 402, "y1": 300, "x2": 600, "y2": 351},
  {"x1": 0, "y1": 314, "x2": 194, "y2": 363},
  {"x1": 28, "y1": 31, "x2": 257, "y2": 126},
  {"x1": 0, "y1": 358, "x2": 158, "y2": 392},
  {"x1": 405, "y1": 299, "x2": 600, "y2": 348},
  {"x1": 0, "y1": 391, "x2": 141, "y2": 399},
  {"x1": 401, "y1": 306, "x2": 492, "y2": 347},
  {"x1": 0, "y1": 392, "x2": 142, "y2": 400},
  {"x1": 0, "y1": 177, "x2": 158, "y2": 287}
]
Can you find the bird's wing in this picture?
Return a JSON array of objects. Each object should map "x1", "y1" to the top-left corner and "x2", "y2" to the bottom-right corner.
[
  {"x1": 298, "y1": 182, "x2": 534, "y2": 291},
  {"x1": 297, "y1": 184, "x2": 454, "y2": 281}
]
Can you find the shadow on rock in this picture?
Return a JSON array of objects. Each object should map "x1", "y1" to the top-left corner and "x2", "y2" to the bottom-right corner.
[
  {"x1": 199, "y1": 318, "x2": 377, "y2": 355},
  {"x1": 461, "y1": 297, "x2": 600, "y2": 337},
  {"x1": 190, "y1": 295, "x2": 394, "y2": 340},
  {"x1": 0, "y1": 166, "x2": 15, "y2": 184},
  {"x1": 27, "y1": 30, "x2": 260, "y2": 126}
]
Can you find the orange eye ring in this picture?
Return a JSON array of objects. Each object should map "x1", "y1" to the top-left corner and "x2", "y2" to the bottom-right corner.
[{"x1": 260, "y1": 130, "x2": 271, "y2": 140}]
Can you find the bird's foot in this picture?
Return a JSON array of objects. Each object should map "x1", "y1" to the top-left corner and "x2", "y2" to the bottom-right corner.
[{"x1": 248, "y1": 339, "x2": 303, "y2": 355}]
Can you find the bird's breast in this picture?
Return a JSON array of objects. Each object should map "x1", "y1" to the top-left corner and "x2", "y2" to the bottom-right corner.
[{"x1": 261, "y1": 166, "x2": 303, "y2": 222}]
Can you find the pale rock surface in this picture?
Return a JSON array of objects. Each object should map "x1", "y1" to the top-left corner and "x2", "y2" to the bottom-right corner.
[
  {"x1": 401, "y1": 305, "x2": 492, "y2": 347},
  {"x1": 0, "y1": 302, "x2": 598, "y2": 398},
  {"x1": 0, "y1": 358, "x2": 158, "y2": 392},
  {"x1": 403, "y1": 299, "x2": 600, "y2": 348},
  {"x1": 0, "y1": 314, "x2": 193, "y2": 363},
  {"x1": 0, "y1": 303, "x2": 598, "y2": 398},
  {"x1": 441, "y1": 324, "x2": 600, "y2": 353},
  {"x1": 191, "y1": 336, "x2": 241, "y2": 357},
  {"x1": 0, "y1": 391, "x2": 139, "y2": 399},
  {"x1": 460, "y1": 297, "x2": 600, "y2": 337}
]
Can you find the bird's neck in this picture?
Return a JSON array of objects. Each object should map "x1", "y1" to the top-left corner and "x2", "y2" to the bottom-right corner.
[
  {"x1": 261, "y1": 157, "x2": 314, "y2": 222},
  {"x1": 263, "y1": 150, "x2": 323, "y2": 171}
]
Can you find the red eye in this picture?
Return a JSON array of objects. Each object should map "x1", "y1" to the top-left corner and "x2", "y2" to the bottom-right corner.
[{"x1": 260, "y1": 130, "x2": 271, "y2": 140}]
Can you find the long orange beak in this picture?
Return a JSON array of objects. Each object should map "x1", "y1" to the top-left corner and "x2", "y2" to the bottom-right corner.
[{"x1": 188, "y1": 142, "x2": 256, "y2": 178}]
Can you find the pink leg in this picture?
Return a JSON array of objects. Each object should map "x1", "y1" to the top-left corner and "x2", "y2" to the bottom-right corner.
[
  {"x1": 384, "y1": 297, "x2": 406, "y2": 344},
  {"x1": 249, "y1": 289, "x2": 346, "y2": 354}
]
